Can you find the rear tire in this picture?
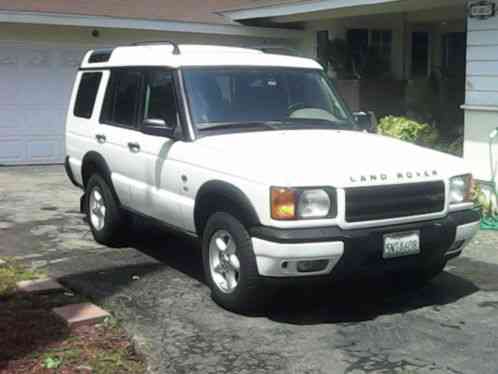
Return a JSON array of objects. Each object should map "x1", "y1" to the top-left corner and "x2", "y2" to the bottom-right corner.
[
  {"x1": 202, "y1": 212, "x2": 269, "y2": 313},
  {"x1": 85, "y1": 174, "x2": 126, "y2": 246}
]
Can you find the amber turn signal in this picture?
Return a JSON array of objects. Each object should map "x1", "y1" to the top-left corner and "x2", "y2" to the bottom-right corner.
[{"x1": 271, "y1": 187, "x2": 296, "y2": 220}]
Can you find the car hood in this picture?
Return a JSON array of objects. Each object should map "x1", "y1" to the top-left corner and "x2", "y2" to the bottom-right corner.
[{"x1": 177, "y1": 130, "x2": 469, "y2": 187}]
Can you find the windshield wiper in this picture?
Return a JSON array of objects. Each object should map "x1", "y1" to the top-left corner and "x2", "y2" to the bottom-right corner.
[
  {"x1": 197, "y1": 121, "x2": 286, "y2": 131},
  {"x1": 197, "y1": 119, "x2": 353, "y2": 132},
  {"x1": 272, "y1": 119, "x2": 352, "y2": 130}
]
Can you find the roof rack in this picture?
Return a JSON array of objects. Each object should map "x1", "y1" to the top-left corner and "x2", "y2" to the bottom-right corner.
[
  {"x1": 131, "y1": 40, "x2": 180, "y2": 55},
  {"x1": 247, "y1": 45, "x2": 300, "y2": 56}
]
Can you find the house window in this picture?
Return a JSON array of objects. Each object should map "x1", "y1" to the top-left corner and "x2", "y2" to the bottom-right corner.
[
  {"x1": 371, "y1": 30, "x2": 392, "y2": 62},
  {"x1": 347, "y1": 29, "x2": 369, "y2": 70},
  {"x1": 316, "y1": 30, "x2": 330, "y2": 67},
  {"x1": 347, "y1": 29, "x2": 392, "y2": 75}
]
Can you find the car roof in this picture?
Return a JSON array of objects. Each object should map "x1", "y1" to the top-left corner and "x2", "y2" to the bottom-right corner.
[{"x1": 80, "y1": 44, "x2": 323, "y2": 70}]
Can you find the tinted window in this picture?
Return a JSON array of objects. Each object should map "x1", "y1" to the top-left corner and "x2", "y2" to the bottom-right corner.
[
  {"x1": 102, "y1": 70, "x2": 142, "y2": 128},
  {"x1": 74, "y1": 73, "x2": 102, "y2": 119},
  {"x1": 143, "y1": 71, "x2": 179, "y2": 129},
  {"x1": 183, "y1": 68, "x2": 350, "y2": 128}
]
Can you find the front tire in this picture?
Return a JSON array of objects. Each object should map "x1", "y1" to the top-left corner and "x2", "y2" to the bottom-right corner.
[
  {"x1": 202, "y1": 212, "x2": 268, "y2": 313},
  {"x1": 85, "y1": 174, "x2": 125, "y2": 246}
]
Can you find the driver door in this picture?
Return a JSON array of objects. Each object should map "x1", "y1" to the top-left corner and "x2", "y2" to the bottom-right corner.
[{"x1": 132, "y1": 69, "x2": 184, "y2": 226}]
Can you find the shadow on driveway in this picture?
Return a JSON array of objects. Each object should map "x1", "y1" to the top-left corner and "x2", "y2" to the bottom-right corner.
[{"x1": 60, "y1": 222, "x2": 483, "y2": 326}]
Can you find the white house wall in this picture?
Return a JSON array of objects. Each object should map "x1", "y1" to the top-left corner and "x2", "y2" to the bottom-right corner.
[{"x1": 464, "y1": 9, "x2": 498, "y2": 181}]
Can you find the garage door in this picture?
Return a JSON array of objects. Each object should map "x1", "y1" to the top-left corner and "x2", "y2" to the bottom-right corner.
[{"x1": 0, "y1": 43, "x2": 85, "y2": 165}]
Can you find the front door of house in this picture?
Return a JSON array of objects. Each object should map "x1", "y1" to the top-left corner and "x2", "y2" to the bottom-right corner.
[{"x1": 411, "y1": 31, "x2": 430, "y2": 78}]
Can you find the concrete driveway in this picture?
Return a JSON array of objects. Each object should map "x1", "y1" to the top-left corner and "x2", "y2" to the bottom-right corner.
[{"x1": 1, "y1": 165, "x2": 498, "y2": 374}]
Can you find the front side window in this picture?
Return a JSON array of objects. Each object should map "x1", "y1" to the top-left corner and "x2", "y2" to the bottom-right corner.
[
  {"x1": 182, "y1": 67, "x2": 352, "y2": 132},
  {"x1": 74, "y1": 72, "x2": 102, "y2": 119},
  {"x1": 143, "y1": 70, "x2": 179, "y2": 129},
  {"x1": 101, "y1": 70, "x2": 142, "y2": 128}
]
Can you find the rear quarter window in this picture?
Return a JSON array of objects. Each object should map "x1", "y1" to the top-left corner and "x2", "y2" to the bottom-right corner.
[{"x1": 74, "y1": 72, "x2": 102, "y2": 119}]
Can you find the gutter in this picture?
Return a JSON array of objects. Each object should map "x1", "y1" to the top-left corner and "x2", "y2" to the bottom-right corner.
[
  {"x1": 217, "y1": 0, "x2": 400, "y2": 21},
  {"x1": 0, "y1": 10, "x2": 304, "y2": 39}
]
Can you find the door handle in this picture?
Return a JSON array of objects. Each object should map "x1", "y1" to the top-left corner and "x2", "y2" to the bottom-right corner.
[
  {"x1": 95, "y1": 134, "x2": 106, "y2": 144},
  {"x1": 128, "y1": 142, "x2": 141, "y2": 153}
]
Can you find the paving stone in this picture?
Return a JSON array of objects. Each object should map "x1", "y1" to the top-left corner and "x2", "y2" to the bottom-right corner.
[
  {"x1": 0, "y1": 222, "x2": 13, "y2": 230},
  {"x1": 16, "y1": 278, "x2": 64, "y2": 294},
  {"x1": 0, "y1": 259, "x2": 6, "y2": 266},
  {"x1": 52, "y1": 303, "x2": 110, "y2": 328}
]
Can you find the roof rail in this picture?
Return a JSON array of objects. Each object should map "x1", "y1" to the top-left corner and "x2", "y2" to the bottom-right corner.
[
  {"x1": 247, "y1": 45, "x2": 300, "y2": 56},
  {"x1": 131, "y1": 40, "x2": 180, "y2": 55}
]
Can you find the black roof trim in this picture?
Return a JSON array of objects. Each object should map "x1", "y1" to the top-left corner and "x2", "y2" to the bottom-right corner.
[{"x1": 88, "y1": 49, "x2": 114, "y2": 63}]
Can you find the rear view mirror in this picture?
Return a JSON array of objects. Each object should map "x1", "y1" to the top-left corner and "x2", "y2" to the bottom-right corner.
[{"x1": 353, "y1": 112, "x2": 376, "y2": 132}]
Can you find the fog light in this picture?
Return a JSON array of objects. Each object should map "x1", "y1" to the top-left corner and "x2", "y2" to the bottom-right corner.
[{"x1": 297, "y1": 260, "x2": 329, "y2": 273}]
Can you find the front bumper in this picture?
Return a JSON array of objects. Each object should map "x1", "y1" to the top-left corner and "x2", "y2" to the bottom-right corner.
[{"x1": 250, "y1": 210, "x2": 480, "y2": 278}]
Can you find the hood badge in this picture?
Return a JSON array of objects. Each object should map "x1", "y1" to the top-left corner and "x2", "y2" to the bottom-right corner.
[{"x1": 350, "y1": 170, "x2": 438, "y2": 183}]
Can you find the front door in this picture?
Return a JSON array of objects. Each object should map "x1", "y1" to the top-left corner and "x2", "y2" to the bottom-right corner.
[
  {"x1": 132, "y1": 69, "x2": 184, "y2": 226},
  {"x1": 411, "y1": 31, "x2": 430, "y2": 78}
]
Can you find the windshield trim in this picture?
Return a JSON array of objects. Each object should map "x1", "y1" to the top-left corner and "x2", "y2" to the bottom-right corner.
[{"x1": 180, "y1": 66, "x2": 356, "y2": 139}]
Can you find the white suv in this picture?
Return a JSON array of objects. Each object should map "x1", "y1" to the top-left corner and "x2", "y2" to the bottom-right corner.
[{"x1": 65, "y1": 42, "x2": 480, "y2": 312}]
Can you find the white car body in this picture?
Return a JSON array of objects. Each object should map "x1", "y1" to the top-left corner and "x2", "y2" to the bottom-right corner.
[{"x1": 65, "y1": 44, "x2": 480, "y2": 284}]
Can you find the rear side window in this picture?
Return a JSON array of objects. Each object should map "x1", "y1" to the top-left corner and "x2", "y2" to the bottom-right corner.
[
  {"x1": 74, "y1": 72, "x2": 102, "y2": 119},
  {"x1": 101, "y1": 70, "x2": 142, "y2": 128}
]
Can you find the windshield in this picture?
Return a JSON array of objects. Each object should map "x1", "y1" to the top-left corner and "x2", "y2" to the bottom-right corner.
[{"x1": 182, "y1": 67, "x2": 354, "y2": 131}]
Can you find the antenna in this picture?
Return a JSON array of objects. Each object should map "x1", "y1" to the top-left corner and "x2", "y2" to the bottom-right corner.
[{"x1": 131, "y1": 41, "x2": 180, "y2": 55}]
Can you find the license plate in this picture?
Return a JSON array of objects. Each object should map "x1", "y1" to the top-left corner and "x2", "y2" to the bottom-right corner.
[{"x1": 383, "y1": 231, "x2": 420, "y2": 259}]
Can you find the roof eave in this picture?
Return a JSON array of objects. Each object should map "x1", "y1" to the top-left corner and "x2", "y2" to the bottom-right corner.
[
  {"x1": 218, "y1": 0, "x2": 399, "y2": 21},
  {"x1": 0, "y1": 10, "x2": 305, "y2": 39}
]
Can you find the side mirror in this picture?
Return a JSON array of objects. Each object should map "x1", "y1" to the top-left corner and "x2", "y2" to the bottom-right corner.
[
  {"x1": 353, "y1": 112, "x2": 375, "y2": 132},
  {"x1": 142, "y1": 118, "x2": 175, "y2": 138},
  {"x1": 143, "y1": 118, "x2": 168, "y2": 128}
]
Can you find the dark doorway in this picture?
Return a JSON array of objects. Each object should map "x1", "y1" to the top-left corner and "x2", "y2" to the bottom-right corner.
[
  {"x1": 442, "y1": 32, "x2": 466, "y2": 77},
  {"x1": 411, "y1": 31, "x2": 430, "y2": 77}
]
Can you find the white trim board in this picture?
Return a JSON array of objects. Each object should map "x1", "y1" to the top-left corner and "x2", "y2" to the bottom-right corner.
[
  {"x1": 0, "y1": 10, "x2": 304, "y2": 39},
  {"x1": 219, "y1": 0, "x2": 400, "y2": 20},
  {"x1": 461, "y1": 104, "x2": 498, "y2": 112}
]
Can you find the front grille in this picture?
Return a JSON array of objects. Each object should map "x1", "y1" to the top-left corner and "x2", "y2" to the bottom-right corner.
[{"x1": 345, "y1": 181, "x2": 445, "y2": 223}]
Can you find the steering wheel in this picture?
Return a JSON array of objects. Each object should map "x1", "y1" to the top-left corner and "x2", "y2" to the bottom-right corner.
[{"x1": 288, "y1": 102, "x2": 307, "y2": 114}]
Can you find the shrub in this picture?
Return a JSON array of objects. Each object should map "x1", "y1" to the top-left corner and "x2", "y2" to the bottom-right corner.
[
  {"x1": 473, "y1": 182, "x2": 498, "y2": 218},
  {"x1": 377, "y1": 116, "x2": 439, "y2": 146}
]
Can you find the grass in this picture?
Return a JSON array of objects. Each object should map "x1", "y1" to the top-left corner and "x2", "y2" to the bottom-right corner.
[
  {"x1": 0, "y1": 257, "x2": 146, "y2": 373},
  {"x1": 0, "y1": 257, "x2": 44, "y2": 297}
]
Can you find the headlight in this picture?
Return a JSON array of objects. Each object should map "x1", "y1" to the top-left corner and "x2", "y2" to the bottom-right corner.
[
  {"x1": 271, "y1": 187, "x2": 336, "y2": 220},
  {"x1": 450, "y1": 174, "x2": 473, "y2": 204}
]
